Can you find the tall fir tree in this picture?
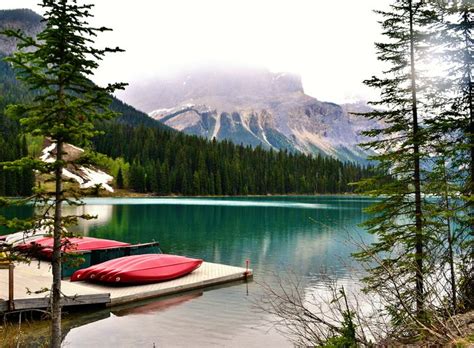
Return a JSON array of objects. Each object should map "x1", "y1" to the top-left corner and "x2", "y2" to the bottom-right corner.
[
  {"x1": 1, "y1": 0, "x2": 125, "y2": 345},
  {"x1": 116, "y1": 166, "x2": 124, "y2": 189},
  {"x1": 354, "y1": 0, "x2": 438, "y2": 334}
]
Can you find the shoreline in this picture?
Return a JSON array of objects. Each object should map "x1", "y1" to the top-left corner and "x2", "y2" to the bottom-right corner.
[
  {"x1": 92, "y1": 191, "x2": 369, "y2": 199},
  {"x1": 1, "y1": 192, "x2": 371, "y2": 200}
]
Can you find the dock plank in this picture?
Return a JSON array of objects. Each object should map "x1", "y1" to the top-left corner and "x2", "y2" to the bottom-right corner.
[{"x1": 0, "y1": 261, "x2": 110, "y2": 312}]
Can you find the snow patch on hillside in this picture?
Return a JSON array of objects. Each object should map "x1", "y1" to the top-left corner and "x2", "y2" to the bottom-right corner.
[{"x1": 40, "y1": 142, "x2": 114, "y2": 192}]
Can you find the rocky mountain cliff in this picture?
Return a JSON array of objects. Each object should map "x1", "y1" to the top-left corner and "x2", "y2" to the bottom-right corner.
[
  {"x1": 0, "y1": 9, "x2": 45, "y2": 55},
  {"x1": 120, "y1": 66, "x2": 376, "y2": 163}
]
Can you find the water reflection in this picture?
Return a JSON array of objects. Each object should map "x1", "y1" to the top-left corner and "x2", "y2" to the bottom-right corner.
[
  {"x1": 65, "y1": 197, "x2": 372, "y2": 278},
  {"x1": 112, "y1": 291, "x2": 203, "y2": 317},
  {"x1": 1, "y1": 308, "x2": 111, "y2": 347},
  {"x1": 1, "y1": 196, "x2": 375, "y2": 347}
]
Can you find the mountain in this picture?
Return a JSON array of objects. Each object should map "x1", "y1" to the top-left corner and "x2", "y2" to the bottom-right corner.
[
  {"x1": 120, "y1": 66, "x2": 376, "y2": 163},
  {"x1": 0, "y1": 9, "x2": 45, "y2": 55},
  {"x1": 0, "y1": 9, "x2": 171, "y2": 132}
]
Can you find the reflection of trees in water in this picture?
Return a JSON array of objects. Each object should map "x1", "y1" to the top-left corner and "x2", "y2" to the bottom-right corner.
[
  {"x1": 0, "y1": 205, "x2": 35, "y2": 234},
  {"x1": 75, "y1": 198, "x2": 374, "y2": 278},
  {"x1": 1, "y1": 308, "x2": 111, "y2": 347}
]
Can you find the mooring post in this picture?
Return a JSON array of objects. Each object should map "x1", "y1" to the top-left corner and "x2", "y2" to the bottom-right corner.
[
  {"x1": 8, "y1": 263, "x2": 14, "y2": 311},
  {"x1": 244, "y1": 259, "x2": 250, "y2": 279}
]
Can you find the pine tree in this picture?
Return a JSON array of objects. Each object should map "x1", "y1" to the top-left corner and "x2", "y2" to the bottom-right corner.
[
  {"x1": 354, "y1": 0, "x2": 437, "y2": 331},
  {"x1": 1, "y1": 0, "x2": 125, "y2": 345},
  {"x1": 116, "y1": 166, "x2": 124, "y2": 189}
]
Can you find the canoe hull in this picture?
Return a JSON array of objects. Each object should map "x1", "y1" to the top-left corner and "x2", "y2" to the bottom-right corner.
[{"x1": 72, "y1": 254, "x2": 203, "y2": 284}]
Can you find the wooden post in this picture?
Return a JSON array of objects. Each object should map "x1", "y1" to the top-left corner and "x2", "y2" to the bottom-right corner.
[{"x1": 8, "y1": 263, "x2": 14, "y2": 311}]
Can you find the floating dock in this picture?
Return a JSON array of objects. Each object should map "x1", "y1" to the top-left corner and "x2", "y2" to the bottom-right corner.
[{"x1": 0, "y1": 260, "x2": 252, "y2": 312}]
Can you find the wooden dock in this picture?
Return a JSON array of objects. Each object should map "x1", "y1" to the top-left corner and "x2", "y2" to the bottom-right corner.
[{"x1": 0, "y1": 260, "x2": 252, "y2": 312}]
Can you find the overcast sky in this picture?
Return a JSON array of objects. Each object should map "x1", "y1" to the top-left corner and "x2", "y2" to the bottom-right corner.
[{"x1": 2, "y1": 0, "x2": 390, "y2": 103}]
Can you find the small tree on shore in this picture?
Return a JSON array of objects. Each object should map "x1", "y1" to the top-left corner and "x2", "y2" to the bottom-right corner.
[
  {"x1": 0, "y1": 0, "x2": 125, "y2": 346},
  {"x1": 116, "y1": 166, "x2": 124, "y2": 189}
]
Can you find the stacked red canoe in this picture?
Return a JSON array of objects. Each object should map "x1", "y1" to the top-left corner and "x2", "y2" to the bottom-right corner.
[
  {"x1": 71, "y1": 254, "x2": 203, "y2": 284},
  {"x1": 16, "y1": 236, "x2": 130, "y2": 259}
]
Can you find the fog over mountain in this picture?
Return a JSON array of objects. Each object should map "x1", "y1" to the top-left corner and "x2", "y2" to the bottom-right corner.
[{"x1": 120, "y1": 66, "x2": 377, "y2": 163}]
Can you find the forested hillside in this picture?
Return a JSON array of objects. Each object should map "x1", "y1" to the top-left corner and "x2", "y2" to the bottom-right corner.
[
  {"x1": 0, "y1": 53, "x2": 34, "y2": 196},
  {"x1": 0, "y1": 53, "x2": 372, "y2": 196},
  {"x1": 93, "y1": 122, "x2": 371, "y2": 195}
]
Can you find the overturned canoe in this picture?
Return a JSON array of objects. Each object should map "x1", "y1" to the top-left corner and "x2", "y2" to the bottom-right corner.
[
  {"x1": 5, "y1": 231, "x2": 50, "y2": 247},
  {"x1": 71, "y1": 254, "x2": 203, "y2": 284},
  {"x1": 2, "y1": 226, "x2": 53, "y2": 247},
  {"x1": 17, "y1": 236, "x2": 130, "y2": 259}
]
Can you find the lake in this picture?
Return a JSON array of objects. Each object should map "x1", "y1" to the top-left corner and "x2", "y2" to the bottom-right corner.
[{"x1": 1, "y1": 196, "x2": 376, "y2": 347}]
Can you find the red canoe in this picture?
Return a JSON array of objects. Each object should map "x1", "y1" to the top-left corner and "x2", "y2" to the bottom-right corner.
[
  {"x1": 17, "y1": 237, "x2": 130, "y2": 259},
  {"x1": 71, "y1": 254, "x2": 203, "y2": 284}
]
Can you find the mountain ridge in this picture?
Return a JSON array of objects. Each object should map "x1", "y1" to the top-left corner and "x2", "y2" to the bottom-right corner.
[{"x1": 121, "y1": 67, "x2": 376, "y2": 163}]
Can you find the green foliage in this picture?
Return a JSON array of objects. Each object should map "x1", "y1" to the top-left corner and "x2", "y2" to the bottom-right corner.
[
  {"x1": 116, "y1": 166, "x2": 124, "y2": 189},
  {"x1": 322, "y1": 287, "x2": 359, "y2": 347},
  {"x1": 0, "y1": 53, "x2": 35, "y2": 197},
  {"x1": 422, "y1": 0, "x2": 474, "y2": 313},
  {"x1": 354, "y1": 0, "x2": 439, "y2": 329},
  {"x1": 3, "y1": 9, "x2": 126, "y2": 145},
  {"x1": 322, "y1": 312, "x2": 358, "y2": 348},
  {"x1": 355, "y1": 0, "x2": 473, "y2": 341}
]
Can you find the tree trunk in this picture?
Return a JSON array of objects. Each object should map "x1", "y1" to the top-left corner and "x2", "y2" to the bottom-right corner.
[
  {"x1": 409, "y1": 0, "x2": 424, "y2": 316},
  {"x1": 442, "y1": 161, "x2": 457, "y2": 312},
  {"x1": 51, "y1": 140, "x2": 63, "y2": 348},
  {"x1": 466, "y1": 7, "x2": 474, "y2": 311},
  {"x1": 466, "y1": 8, "x2": 474, "y2": 238}
]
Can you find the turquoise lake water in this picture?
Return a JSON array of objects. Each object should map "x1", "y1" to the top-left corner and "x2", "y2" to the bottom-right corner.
[{"x1": 1, "y1": 196, "x2": 377, "y2": 347}]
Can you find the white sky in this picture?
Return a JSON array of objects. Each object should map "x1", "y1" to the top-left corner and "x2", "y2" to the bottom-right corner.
[{"x1": 2, "y1": 0, "x2": 390, "y2": 103}]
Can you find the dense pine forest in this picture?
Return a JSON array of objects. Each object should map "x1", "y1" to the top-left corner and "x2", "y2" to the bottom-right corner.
[
  {"x1": 93, "y1": 122, "x2": 371, "y2": 195},
  {"x1": 0, "y1": 53, "x2": 372, "y2": 197},
  {"x1": 0, "y1": 54, "x2": 35, "y2": 196}
]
